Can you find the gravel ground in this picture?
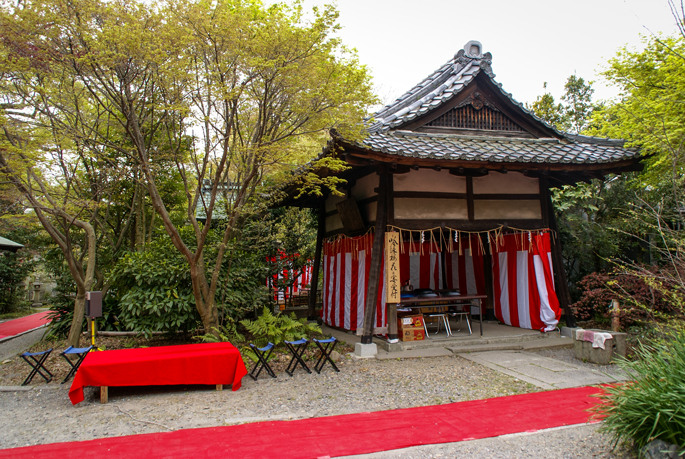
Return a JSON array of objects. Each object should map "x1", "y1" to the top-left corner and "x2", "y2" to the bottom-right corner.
[{"x1": 0, "y1": 338, "x2": 634, "y2": 457}]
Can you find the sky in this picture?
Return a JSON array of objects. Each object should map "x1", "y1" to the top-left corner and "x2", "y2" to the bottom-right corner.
[{"x1": 280, "y1": 0, "x2": 680, "y2": 109}]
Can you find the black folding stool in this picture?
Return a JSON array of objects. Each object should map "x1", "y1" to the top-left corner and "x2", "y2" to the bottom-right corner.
[
  {"x1": 248, "y1": 342, "x2": 277, "y2": 380},
  {"x1": 313, "y1": 337, "x2": 340, "y2": 374},
  {"x1": 20, "y1": 349, "x2": 54, "y2": 385},
  {"x1": 60, "y1": 345, "x2": 94, "y2": 383},
  {"x1": 284, "y1": 339, "x2": 311, "y2": 376}
]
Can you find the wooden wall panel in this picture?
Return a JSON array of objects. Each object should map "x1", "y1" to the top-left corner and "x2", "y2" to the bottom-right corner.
[
  {"x1": 325, "y1": 194, "x2": 345, "y2": 213},
  {"x1": 359, "y1": 201, "x2": 377, "y2": 224},
  {"x1": 351, "y1": 173, "x2": 378, "y2": 202},
  {"x1": 325, "y1": 214, "x2": 344, "y2": 232}
]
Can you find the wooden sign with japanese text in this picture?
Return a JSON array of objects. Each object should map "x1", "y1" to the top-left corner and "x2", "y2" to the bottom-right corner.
[{"x1": 385, "y1": 232, "x2": 401, "y2": 303}]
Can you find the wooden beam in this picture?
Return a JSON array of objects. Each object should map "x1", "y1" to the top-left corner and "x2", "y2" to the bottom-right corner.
[
  {"x1": 387, "y1": 170, "x2": 395, "y2": 227},
  {"x1": 466, "y1": 176, "x2": 474, "y2": 221},
  {"x1": 392, "y1": 219, "x2": 546, "y2": 231},
  {"x1": 361, "y1": 170, "x2": 389, "y2": 344},
  {"x1": 308, "y1": 204, "x2": 326, "y2": 320},
  {"x1": 394, "y1": 191, "x2": 468, "y2": 200}
]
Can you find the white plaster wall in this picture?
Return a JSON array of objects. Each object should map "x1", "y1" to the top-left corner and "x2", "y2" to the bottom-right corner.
[
  {"x1": 472, "y1": 172, "x2": 539, "y2": 194},
  {"x1": 394, "y1": 169, "x2": 467, "y2": 193},
  {"x1": 474, "y1": 200, "x2": 541, "y2": 219},
  {"x1": 394, "y1": 198, "x2": 468, "y2": 220}
]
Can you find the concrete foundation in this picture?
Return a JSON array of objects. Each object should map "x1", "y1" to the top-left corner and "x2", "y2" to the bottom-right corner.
[{"x1": 354, "y1": 343, "x2": 378, "y2": 358}]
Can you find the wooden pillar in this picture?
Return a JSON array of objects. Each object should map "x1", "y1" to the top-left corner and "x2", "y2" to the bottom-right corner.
[
  {"x1": 480, "y1": 233, "x2": 496, "y2": 321},
  {"x1": 541, "y1": 181, "x2": 576, "y2": 327},
  {"x1": 308, "y1": 203, "x2": 325, "y2": 320},
  {"x1": 361, "y1": 170, "x2": 388, "y2": 344},
  {"x1": 387, "y1": 303, "x2": 398, "y2": 341}
]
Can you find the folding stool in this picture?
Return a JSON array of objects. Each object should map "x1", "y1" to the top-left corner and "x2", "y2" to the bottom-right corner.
[
  {"x1": 248, "y1": 342, "x2": 276, "y2": 380},
  {"x1": 61, "y1": 346, "x2": 94, "y2": 383},
  {"x1": 313, "y1": 337, "x2": 339, "y2": 374},
  {"x1": 20, "y1": 349, "x2": 53, "y2": 386},
  {"x1": 284, "y1": 339, "x2": 311, "y2": 376}
]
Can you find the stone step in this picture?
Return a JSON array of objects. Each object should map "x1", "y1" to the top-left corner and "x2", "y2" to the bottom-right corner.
[{"x1": 394, "y1": 330, "x2": 561, "y2": 351}]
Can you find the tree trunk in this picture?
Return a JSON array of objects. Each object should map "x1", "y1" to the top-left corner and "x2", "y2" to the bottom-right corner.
[{"x1": 68, "y1": 287, "x2": 87, "y2": 346}]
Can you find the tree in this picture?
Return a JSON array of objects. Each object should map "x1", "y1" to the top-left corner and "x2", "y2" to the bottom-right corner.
[
  {"x1": 588, "y1": 33, "x2": 685, "y2": 210},
  {"x1": 528, "y1": 77, "x2": 596, "y2": 133},
  {"x1": 528, "y1": 83, "x2": 566, "y2": 129},
  {"x1": 561, "y1": 75, "x2": 595, "y2": 134},
  {"x1": 0, "y1": 0, "x2": 376, "y2": 336}
]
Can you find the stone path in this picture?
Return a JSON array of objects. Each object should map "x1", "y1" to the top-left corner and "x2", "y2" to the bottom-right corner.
[{"x1": 457, "y1": 350, "x2": 626, "y2": 390}]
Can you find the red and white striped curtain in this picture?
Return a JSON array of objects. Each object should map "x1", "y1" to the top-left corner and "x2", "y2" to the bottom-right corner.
[
  {"x1": 267, "y1": 251, "x2": 314, "y2": 301},
  {"x1": 322, "y1": 231, "x2": 561, "y2": 333},
  {"x1": 322, "y1": 234, "x2": 386, "y2": 331},
  {"x1": 491, "y1": 232, "x2": 561, "y2": 332}
]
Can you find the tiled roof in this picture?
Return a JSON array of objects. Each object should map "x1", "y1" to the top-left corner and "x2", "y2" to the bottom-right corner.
[
  {"x1": 369, "y1": 55, "x2": 485, "y2": 133},
  {"x1": 354, "y1": 131, "x2": 636, "y2": 165},
  {"x1": 368, "y1": 41, "x2": 560, "y2": 140},
  {"x1": 360, "y1": 40, "x2": 639, "y2": 165}
]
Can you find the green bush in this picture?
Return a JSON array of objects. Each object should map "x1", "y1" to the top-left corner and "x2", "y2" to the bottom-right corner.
[
  {"x1": 109, "y1": 240, "x2": 201, "y2": 334},
  {"x1": 594, "y1": 331, "x2": 685, "y2": 452}
]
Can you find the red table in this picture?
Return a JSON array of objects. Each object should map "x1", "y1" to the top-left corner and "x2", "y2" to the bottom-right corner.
[{"x1": 68, "y1": 342, "x2": 248, "y2": 405}]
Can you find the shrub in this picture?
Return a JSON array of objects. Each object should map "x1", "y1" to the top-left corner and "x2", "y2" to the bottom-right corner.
[
  {"x1": 593, "y1": 331, "x2": 685, "y2": 453},
  {"x1": 572, "y1": 268, "x2": 676, "y2": 328},
  {"x1": 109, "y1": 240, "x2": 201, "y2": 334}
]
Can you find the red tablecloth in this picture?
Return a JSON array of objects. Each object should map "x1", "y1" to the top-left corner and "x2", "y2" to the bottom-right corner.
[{"x1": 68, "y1": 342, "x2": 248, "y2": 405}]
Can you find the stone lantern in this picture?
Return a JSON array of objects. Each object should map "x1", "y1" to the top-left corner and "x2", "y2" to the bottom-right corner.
[{"x1": 32, "y1": 282, "x2": 42, "y2": 307}]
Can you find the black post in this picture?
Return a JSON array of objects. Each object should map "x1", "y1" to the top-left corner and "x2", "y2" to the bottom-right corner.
[
  {"x1": 308, "y1": 203, "x2": 325, "y2": 320},
  {"x1": 361, "y1": 170, "x2": 388, "y2": 344}
]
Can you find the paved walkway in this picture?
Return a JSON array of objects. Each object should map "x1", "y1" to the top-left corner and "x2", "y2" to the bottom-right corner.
[
  {"x1": 0, "y1": 312, "x2": 50, "y2": 341},
  {"x1": 457, "y1": 350, "x2": 625, "y2": 389}
]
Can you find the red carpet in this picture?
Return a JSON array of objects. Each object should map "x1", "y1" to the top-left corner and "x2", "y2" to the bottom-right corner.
[
  {"x1": 0, "y1": 311, "x2": 50, "y2": 340},
  {"x1": 0, "y1": 386, "x2": 604, "y2": 459}
]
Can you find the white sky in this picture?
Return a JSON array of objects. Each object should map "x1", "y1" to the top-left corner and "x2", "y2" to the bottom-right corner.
[{"x1": 285, "y1": 0, "x2": 680, "y2": 108}]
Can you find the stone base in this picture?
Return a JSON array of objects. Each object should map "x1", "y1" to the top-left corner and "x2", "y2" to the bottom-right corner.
[
  {"x1": 573, "y1": 329, "x2": 627, "y2": 365},
  {"x1": 354, "y1": 343, "x2": 378, "y2": 358}
]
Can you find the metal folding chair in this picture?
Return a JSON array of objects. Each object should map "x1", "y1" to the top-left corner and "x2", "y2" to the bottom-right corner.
[
  {"x1": 284, "y1": 339, "x2": 311, "y2": 376},
  {"x1": 248, "y1": 342, "x2": 277, "y2": 380},
  {"x1": 448, "y1": 305, "x2": 472, "y2": 335},
  {"x1": 61, "y1": 346, "x2": 94, "y2": 383},
  {"x1": 313, "y1": 337, "x2": 339, "y2": 374},
  {"x1": 424, "y1": 306, "x2": 452, "y2": 337},
  {"x1": 20, "y1": 349, "x2": 53, "y2": 385}
]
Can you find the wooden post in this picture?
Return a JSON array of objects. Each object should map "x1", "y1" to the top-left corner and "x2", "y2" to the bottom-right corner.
[
  {"x1": 387, "y1": 303, "x2": 398, "y2": 341},
  {"x1": 361, "y1": 170, "x2": 388, "y2": 344},
  {"x1": 308, "y1": 203, "x2": 325, "y2": 320},
  {"x1": 385, "y1": 232, "x2": 401, "y2": 341},
  {"x1": 480, "y1": 233, "x2": 496, "y2": 321},
  {"x1": 542, "y1": 184, "x2": 576, "y2": 327},
  {"x1": 216, "y1": 384, "x2": 223, "y2": 391},
  {"x1": 100, "y1": 386, "x2": 108, "y2": 404},
  {"x1": 611, "y1": 299, "x2": 620, "y2": 332}
]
